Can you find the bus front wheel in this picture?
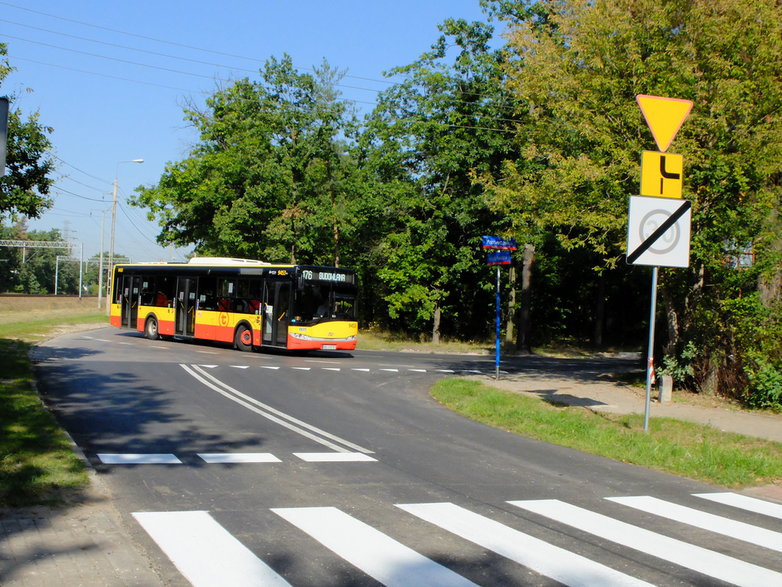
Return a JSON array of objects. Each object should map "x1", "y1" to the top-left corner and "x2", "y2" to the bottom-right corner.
[
  {"x1": 235, "y1": 325, "x2": 253, "y2": 352},
  {"x1": 144, "y1": 317, "x2": 160, "y2": 340}
]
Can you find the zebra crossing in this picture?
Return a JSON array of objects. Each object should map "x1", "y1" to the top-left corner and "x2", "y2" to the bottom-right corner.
[
  {"x1": 96, "y1": 451, "x2": 376, "y2": 464},
  {"x1": 134, "y1": 492, "x2": 782, "y2": 586}
]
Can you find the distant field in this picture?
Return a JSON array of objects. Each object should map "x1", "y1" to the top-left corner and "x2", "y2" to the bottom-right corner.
[{"x1": 0, "y1": 295, "x2": 103, "y2": 323}]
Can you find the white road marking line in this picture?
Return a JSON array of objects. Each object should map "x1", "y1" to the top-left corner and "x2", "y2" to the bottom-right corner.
[
  {"x1": 694, "y1": 492, "x2": 782, "y2": 520},
  {"x1": 509, "y1": 499, "x2": 782, "y2": 587},
  {"x1": 260, "y1": 365, "x2": 281, "y2": 370},
  {"x1": 608, "y1": 495, "x2": 782, "y2": 552},
  {"x1": 231, "y1": 365, "x2": 250, "y2": 369},
  {"x1": 379, "y1": 368, "x2": 399, "y2": 372},
  {"x1": 199, "y1": 364, "x2": 217, "y2": 368},
  {"x1": 198, "y1": 453, "x2": 281, "y2": 464},
  {"x1": 322, "y1": 367, "x2": 341, "y2": 371},
  {"x1": 398, "y1": 502, "x2": 650, "y2": 587},
  {"x1": 98, "y1": 454, "x2": 181, "y2": 465},
  {"x1": 181, "y1": 364, "x2": 372, "y2": 454},
  {"x1": 352, "y1": 368, "x2": 370, "y2": 372},
  {"x1": 118, "y1": 342, "x2": 133, "y2": 346},
  {"x1": 292, "y1": 367, "x2": 311, "y2": 371},
  {"x1": 196, "y1": 351, "x2": 218, "y2": 355},
  {"x1": 272, "y1": 507, "x2": 478, "y2": 587},
  {"x1": 437, "y1": 369, "x2": 455, "y2": 373},
  {"x1": 134, "y1": 511, "x2": 291, "y2": 587},
  {"x1": 408, "y1": 369, "x2": 427, "y2": 373},
  {"x1": 293, "y1": 453, "x2": 377, "y2": 462}
]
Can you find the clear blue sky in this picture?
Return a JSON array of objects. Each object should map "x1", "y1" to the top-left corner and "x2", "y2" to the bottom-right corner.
[{"x1": 1, "y1": 0, "x2": 498, "y2": 261}]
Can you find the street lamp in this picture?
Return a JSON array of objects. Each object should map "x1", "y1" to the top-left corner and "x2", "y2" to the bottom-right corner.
[{"x1": 107, "y1": 158, "x2": 143, "y2": 314}]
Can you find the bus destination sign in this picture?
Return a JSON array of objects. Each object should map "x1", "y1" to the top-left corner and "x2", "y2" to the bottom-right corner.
[{"x1": 301, "y1": 269, "x2": 355, "y2": 284}]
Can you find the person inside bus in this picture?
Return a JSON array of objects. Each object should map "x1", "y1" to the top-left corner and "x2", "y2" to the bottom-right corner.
[{"x1": 313, "y1": 288, "x2": 329, "y2": 318}]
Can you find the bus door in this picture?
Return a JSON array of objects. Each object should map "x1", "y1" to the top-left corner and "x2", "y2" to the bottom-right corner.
[
  {"x1": 262, "y1": 281, "x2": 273, "y2": 345},
  {"x1": 121, "y1": 274, "x2": 142, "y2": 329},
  {"x1": 272, "y1": 281, "x2": 291, "y2": 346},
  {"x1": 175, "y1": 277, "x2": 197, "y2": 336}
]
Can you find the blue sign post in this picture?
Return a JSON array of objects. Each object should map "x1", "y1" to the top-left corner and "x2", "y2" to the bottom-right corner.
[{"x1": 482, "y1": 236, "x2": 517, "y2": 379}]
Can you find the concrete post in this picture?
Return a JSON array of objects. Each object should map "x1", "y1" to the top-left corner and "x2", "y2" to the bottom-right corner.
[{"x1": 658, "y1": 375, "x2": 673, "y2": 403}]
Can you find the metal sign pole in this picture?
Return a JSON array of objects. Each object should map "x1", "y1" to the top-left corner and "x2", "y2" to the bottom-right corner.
[
  {"x1": 644, "y1": 266, "x2": 659, "y2": 433},
  {"x1": 495, "y1": 265, "x2": 501, "y2": 380}
]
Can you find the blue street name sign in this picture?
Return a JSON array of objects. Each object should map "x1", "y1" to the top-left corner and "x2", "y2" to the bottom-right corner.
[
  {"x1": 487, "y1": 250, "x2": 512, "y2": 266},
  {"x1": 481, "y1": 235, "x2": 518, "y2": 250}
]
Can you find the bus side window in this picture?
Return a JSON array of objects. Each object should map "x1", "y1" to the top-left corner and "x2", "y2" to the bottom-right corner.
[{"x1": 198, "y1": 277, "x2": 217, "y2": 311}]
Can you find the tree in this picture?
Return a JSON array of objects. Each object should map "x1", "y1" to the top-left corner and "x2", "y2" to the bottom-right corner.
[
  {"x1": 133, "y1": 55, "x2": 362, "y2": 266},
  {"x1": 0, "y1": 43, "x2": 55, "y2": 220},
  {"x1": 489, "y1": 0, "x2": 782, "y2": 402},
  {"x1": 361, "y1": 18, "x2": 523, "y2": 341}
]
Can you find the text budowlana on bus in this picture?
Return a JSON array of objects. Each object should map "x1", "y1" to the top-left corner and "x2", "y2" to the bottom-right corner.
[{"x1": 110, "y1": 257, "x2": 358, "y2": 351}]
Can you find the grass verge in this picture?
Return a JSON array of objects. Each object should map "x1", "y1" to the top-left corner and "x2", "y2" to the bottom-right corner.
[
  {"x1": 0, "y1": 304, "x2": 106, "y2": 506},
  {"x1": 432, "y1": 378, "x2": 782, "y2": 488}
]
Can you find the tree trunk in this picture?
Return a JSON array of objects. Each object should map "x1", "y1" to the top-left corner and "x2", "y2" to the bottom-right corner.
[
  {"x1": 432, "y1": 304, "x2": 441, "y2": 345},
  {"x1": 593, "y1": 272, "x2": 605, "y2": 347},
  {"x1": 660, "y1": 285, "x2": 679, "y2": 357},
  {"x1": 518, "y1": 243, "x2": 534, "y2": 353}
]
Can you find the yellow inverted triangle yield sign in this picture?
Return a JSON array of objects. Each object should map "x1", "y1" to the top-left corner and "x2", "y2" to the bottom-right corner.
[{"x1": 636, "y1": 95, "x2": 693, "y2": 152}]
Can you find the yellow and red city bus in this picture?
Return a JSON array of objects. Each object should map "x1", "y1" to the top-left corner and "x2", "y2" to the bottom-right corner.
[{"x1": 109, "y1": 258, "x2": 358, "y2": 351}]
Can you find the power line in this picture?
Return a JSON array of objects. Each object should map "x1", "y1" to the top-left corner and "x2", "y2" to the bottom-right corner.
[
  {"x1": 2, "y1": 33, "x2": 227, "y2": 82},
  {"x1": 0, "y1": 0, "x2": 399, "y2": 86},
  {"x1": 0, "y1": 16, "x2": 262, "y2": 75},
  {"x1": 54, "y1": 157, "x2": 111, "y2": 184},
  {"x1": 52, "y1": 185, "x2": 109, "y2": 202},
  {"x1": 3, "y1": 7, "x2": 522, "y2": 125},
  {"x1": 13, "y1": 55, "x2": 198, "y2": 93}
]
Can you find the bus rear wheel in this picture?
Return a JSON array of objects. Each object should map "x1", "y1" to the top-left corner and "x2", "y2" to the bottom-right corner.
[
  {"x1": 144, "y1": 316, "x2": 160, "y2": 340},
  {"x1": 235, "y1": 325, "x2": 253, "y2": 352}
]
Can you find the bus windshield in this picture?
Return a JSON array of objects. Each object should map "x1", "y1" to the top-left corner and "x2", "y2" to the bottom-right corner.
[{"x1": 292, "y1": 282, "x2": 357, "y2": 325}]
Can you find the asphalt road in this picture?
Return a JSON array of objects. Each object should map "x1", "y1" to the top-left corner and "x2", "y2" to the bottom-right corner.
[{"x1": 35, "y1": 328, "x2": 782, "y2": 586}]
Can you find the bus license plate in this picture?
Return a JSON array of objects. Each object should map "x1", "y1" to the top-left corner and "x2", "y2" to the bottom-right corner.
[{"x1": 322, "y1": 344, "x2": 337, "y2": 350}]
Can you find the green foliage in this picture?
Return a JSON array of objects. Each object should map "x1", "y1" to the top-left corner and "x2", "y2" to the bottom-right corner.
[
  {"x1": 133, "y1": 55, "x2": 362, "y2": 266},
  {"x1": 0, "y1": 339, "x2": 88, "y2": 505},
  {"x1": 660, "y1": 341, "x2": 697, "y2": 387},
  {"x1": 0, "y1": 43, "x2": 55, "y2": 220},
  {"x1": 487, "y1": 0, "x2": 782, "y2": 399},
  {"x1": 0, "y1": 223, "x2": 85, "y2": 294},
  {"x1": 433, "y1": 378, "x2": 782, "y2": 487},
  {"x1": 129, "y1": 1, "x2": 781, "y2": 379},
  {"x1": 361, "y1": 18, "x2": 522, "y2": 338}
]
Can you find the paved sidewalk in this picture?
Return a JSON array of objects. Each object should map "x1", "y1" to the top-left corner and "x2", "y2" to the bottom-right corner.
[
  {"x1": 478, "y1": 371, "x2": 782, "y2": 443},
  {"x1": 0, "y1": 473, "x2": 163, "y2": 586},
  {"x1": 2, "y1": 365, "x2": 780, "y2": 585}
]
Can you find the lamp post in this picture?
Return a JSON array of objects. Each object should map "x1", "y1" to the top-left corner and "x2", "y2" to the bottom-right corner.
[{"x1": 108, "y1": 158, "x2": 143, "y2": 314}]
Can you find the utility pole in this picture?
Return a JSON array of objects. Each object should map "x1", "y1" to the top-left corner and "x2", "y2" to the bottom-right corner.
[
  {"x1": 108, "y1": 159, "x2": 143, "y2": 314},
  {"x1": 0, "y1": 97, "x2": 8, "y2": 175},
  {"x1": 97, "y1": 209, "x2": 106, "y2": 309}
]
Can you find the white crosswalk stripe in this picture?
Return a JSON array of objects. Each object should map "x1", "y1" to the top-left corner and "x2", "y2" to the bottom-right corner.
[
  {"x1": 272, "y1": 506, "x2": 478, "y2": 587},
  {"x1": 397, "y1": 502, "x2": 651, "y2": 586},
  {"x1": 509, "y1": 498, "x2": 782, "y2": 587},
  {"x1": 607, "y1": 495, "x2": 782, "y2": 552},
  {"x1": 133, "y1": 511, "x2": 291, "y2": 586},
  {"x1": 134, "y1": 493, "x2": 782, "y2": 586},
  {"x1": 695, "y1": 491, "x2": 782, "y2": 520}
]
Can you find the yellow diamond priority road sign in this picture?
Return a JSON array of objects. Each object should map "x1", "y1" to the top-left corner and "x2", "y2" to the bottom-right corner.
[{"x1": 636, "y1": 95, "x2": 693, "y2": 152}]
